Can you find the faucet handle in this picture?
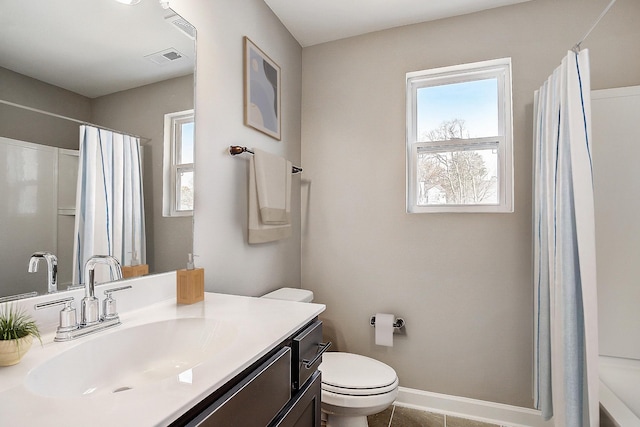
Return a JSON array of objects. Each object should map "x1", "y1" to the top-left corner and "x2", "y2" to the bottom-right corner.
[
  {"x1": 102, "y1": 285, "x2": 132, "y2": 321},
  {"x1": 35, "y1": 297, "x2": 79, "y2": 333},
  {"x1": 0, "y1": 292, "x2": 39, "y2": 303}
]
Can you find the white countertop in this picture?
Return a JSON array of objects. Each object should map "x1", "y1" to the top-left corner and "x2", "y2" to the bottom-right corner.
[{"x1": 0, "y1": 292, "x2": 325, "y2": 426}]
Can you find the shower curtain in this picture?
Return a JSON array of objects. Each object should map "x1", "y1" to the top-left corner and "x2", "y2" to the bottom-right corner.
[
  {"x1": 533, "y1": 49, "x2": 599, "y2": 427},
  {"x1": 72, "y1": 125, "x2": 146, "y2": 285}
]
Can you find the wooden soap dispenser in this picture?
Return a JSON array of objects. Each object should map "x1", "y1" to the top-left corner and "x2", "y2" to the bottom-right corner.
[
  {"x1": 121, "y1": 250, "x2": 149, "y2": 279},
  {"x1": 177, "y1": 253, "x2": 204, "y2": 304}
]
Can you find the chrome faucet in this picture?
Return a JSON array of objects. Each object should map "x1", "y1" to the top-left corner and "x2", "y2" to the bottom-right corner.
[
  {"x1": 28, "y1": 251, "x2": 58, "y2": 293},
  {"x1": 81, "y1": 255, "x2": 123, "y2": 326},
  {"x1": 35, "y1": 284, "x2": 132, "y2": 342},
  {"x1": 31, "y1": 255, "x2": 128, "y2": 342}
]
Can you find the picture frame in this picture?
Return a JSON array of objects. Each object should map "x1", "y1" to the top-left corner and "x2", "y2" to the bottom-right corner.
[{"x1": 244, "y1": 37, "x2": 281, "y2": 140}]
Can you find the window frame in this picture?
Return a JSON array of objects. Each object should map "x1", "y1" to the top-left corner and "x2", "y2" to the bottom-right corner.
[
  {"x1": 406, "y1": 58, "x2": 513, "y2": 213},
  {"x1": 163, "y1": 109, "x2": 194, "y2": 217}
]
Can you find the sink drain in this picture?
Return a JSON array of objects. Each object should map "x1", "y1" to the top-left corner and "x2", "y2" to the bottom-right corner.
[{"x1": 112, "y1": 386, "x2": 133, "y2": 393}]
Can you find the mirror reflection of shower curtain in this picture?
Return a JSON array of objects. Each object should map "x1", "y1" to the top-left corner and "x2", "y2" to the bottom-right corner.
[
  {"x1": 72, "y1": 125, "x2": 146, "y2": 285},
  {"x1": 533, "y1": 49, "x2": 598, "y2": 427}
]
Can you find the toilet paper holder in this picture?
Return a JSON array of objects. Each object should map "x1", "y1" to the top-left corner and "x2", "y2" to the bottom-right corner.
[{"x1": 370, "y1": 315, "x2": 405, "y2": 330}]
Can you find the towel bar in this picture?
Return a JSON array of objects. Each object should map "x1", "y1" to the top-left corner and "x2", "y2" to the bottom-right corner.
[{"x1": 229, "y1": 145, "x2": 303, "y2": 174}]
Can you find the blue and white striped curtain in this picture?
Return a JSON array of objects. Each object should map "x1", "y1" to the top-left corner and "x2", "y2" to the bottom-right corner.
[
  {"x1": 533, "y1": 49, "x2": 599, "y2": 427},
  {"x1": 72, "y1": 125, "x2": 146, "y2": 285}
]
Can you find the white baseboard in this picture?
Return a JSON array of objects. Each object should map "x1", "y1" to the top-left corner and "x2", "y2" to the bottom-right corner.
[{"x1": 395, "y1": 387, "x2": 555, "y2": 427}]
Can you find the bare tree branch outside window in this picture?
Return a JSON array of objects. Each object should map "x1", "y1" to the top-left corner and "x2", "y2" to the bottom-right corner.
[{"x1": 417, "y1": 119, "x2": 497, "y2": 205}]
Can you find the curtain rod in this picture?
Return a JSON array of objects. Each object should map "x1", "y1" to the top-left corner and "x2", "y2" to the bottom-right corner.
[
  {"x1": 229, "y1": 145, "x2": 303, "y2": 174},
  {"x1": 573, "y1": 0, "x2": 617, "y2": 52},
  {"x1": 0, "y1": 99, "x2": 151, "y2": 143}
]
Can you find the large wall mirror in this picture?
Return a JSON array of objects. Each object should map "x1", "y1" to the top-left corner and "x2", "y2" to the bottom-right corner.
[{"x1": 0, "y1": 0, "x2": 196, "y2": 298}]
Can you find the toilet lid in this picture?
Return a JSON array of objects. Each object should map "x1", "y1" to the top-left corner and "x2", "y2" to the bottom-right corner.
[
  {"x1": 319, "y1": 352, "x2": 398, "y2": 396},
  {"x1": 261, "y1": 288, "x2": 314, "y2": 302}
]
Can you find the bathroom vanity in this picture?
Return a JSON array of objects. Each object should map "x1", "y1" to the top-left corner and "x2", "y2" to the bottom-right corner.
[
  {"x1": 0, "y1": 278, "x2": 326, "y2": 427},
  {"x1": 174, "y1": 319, "x2": 325, "y2": 426}
]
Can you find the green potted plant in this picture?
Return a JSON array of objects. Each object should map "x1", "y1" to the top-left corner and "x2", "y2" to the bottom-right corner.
[{"x1": 0, "y1": 304, "x2": 41, "y2": 366}]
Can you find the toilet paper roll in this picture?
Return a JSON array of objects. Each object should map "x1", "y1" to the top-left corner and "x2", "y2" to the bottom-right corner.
[{"x1": 374, "y1": 313, "x2": 394, "y2": 347}]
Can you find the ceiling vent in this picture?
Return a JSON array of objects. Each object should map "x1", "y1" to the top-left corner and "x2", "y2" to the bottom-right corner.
[
  {"x1": 164, "y1": 14, "x2": 196, "y2": 40},
  {"x1": 145, "y1": 48, "x2": 185, "y2": 65}
]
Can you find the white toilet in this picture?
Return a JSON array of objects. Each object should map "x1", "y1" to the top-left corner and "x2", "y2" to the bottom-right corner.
[{"x1": 262, "y1": 288, "x2": 399, "y2": 427}]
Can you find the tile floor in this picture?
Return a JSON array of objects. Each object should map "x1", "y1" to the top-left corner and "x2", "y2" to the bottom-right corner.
[
  {"x1": 366, "y1": 405, "x2": 506, "y2": 427},
  {"x1": 365, "y1": 404, "x2": 615, "y2": 427}
]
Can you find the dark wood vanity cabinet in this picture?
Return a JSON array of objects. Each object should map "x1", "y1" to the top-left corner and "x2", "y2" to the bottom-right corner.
[
  {"x1": 271, "y1": 370, "x2": 321, "y2": 427},
  {"x1": 172, "y1": 319, "x2": 325, "y2": 427}
]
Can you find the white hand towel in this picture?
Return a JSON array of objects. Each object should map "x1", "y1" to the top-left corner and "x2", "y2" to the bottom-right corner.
[
  {"x1": 254, "y1": 148, "x2": 291, "y2": 225},
  {"x1": 248, "y1": 156, "x2": 292, "y2": 244}
]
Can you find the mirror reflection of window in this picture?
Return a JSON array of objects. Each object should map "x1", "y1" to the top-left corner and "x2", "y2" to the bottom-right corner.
[{"x1": 163, "y1": 110, "x2": 195, "y2": 216}]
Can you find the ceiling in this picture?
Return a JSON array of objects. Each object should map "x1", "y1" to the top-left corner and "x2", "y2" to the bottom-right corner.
[
  {"x1": 0, "y1": 0, "x2": 195, "y2": 98},
  {"x1": 264, "y1": 0, "x2": 534, "y2": 47},
  {"x1": 0, "y1": 1, "x2": 533, "y2": 98}
]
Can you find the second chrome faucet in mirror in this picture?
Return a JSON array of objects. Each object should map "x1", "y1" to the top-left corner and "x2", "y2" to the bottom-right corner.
[{"x1": 28, "y1": 251, "x2": 58, "y2": 294}]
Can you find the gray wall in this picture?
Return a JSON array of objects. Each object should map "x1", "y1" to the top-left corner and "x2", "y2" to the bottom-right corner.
[
  {"x1": 300, "y1": 0, "x2": 640, "y2": 408},
  {"x1": 0, "y1": 67, "x2": 90, "y2": 149},
  {"x1": 179, "y1": 0, "x2": 303, "y2": 297}
]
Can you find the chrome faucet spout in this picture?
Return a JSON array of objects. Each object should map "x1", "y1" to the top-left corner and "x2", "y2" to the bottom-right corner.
[
  {"x1": 81, "y1": 255, "x2": 123, "y2": 326},
  {"x1": 83, "y1": 255, "x2": 123, "y2": 298},
  {"x1": 28, "y1": 251, "x2": 58, "y2": 293}
]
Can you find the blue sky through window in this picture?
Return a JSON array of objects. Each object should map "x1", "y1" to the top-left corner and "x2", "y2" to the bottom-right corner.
[
  {"x1": 180, "y1": 122, "x2": 195, "y2": 164},
  {"x1": 416, "y1": 78, "x2": 498, "y2": 140}
]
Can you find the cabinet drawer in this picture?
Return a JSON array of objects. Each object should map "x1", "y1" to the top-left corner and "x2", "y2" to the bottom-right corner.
[
  {"x1": 292, "y1": 320, "x2": 329, "y2": 390},
  {"x1": 271, "y1": 371, "x2": 321, "y2": 427},
  {"x1": 188, "y1": 347, "x2": 291, "y2": 427}
]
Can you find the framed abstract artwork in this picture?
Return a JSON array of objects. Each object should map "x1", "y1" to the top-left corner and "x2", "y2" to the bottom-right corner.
[{"x1": 244, "y1": 37, "x2": 281, "y2": 140}]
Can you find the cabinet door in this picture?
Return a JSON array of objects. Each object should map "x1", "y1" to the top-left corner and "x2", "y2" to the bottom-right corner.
[
  {"x1": 188, "y1": 347, "x2": 291, "y2": 427},
  {"x1": 271, "y1": 371, "x2": 322, "y2": 427}
]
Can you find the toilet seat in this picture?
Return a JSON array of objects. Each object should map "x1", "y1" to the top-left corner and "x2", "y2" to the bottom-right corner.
[{"x1": 320, "y1": 352, "x2": 399, "y2": 396}]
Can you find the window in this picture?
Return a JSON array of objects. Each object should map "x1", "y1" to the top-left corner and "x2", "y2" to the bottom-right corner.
[
  {"x1": 163, "y1": 110, "x2": 194, "y2": 216},
  {"x1": 406, "y1": 58, "x2": 513, "y2": 213}
]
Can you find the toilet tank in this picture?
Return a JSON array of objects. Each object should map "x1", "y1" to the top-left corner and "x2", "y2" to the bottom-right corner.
[{"x1": 262, "y1": 287, "x2": 314, "y2": 303}]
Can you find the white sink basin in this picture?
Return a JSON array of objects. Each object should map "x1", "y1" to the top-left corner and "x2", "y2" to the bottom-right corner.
[{"x1": 25, "y1": 318, "x2": 237, "y2": 398}]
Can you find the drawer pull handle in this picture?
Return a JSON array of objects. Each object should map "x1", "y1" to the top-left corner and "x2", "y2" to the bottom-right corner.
[{"x1": 302, "y1": 341, "x2": 332, "y2": 369}]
